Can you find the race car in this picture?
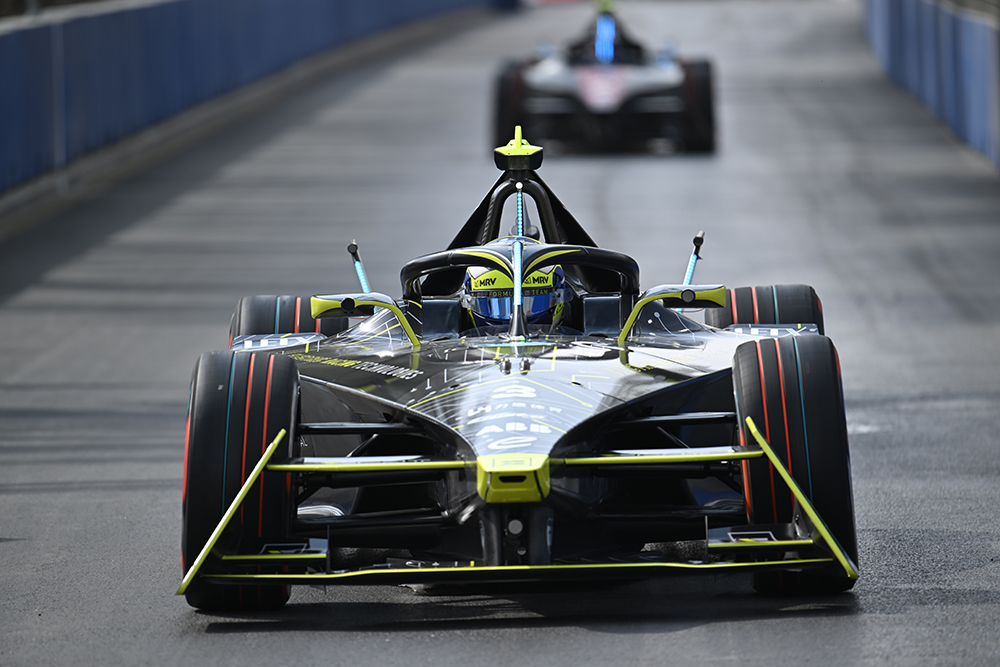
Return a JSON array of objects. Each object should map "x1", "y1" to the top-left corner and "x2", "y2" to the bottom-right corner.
[
  {"x1": 179, "y1": 128, "x2": 856, "y2": 611},
  {"x1": 492, "y1": 5, "x2": 715, "y2": 152}
]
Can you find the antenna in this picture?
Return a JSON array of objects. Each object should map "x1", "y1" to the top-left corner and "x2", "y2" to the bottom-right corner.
[
  {"x1": 682, "y1": 232, "x2": 705, "y2": 286},
  {"x1": 347, "y1": 241, "x2": 371, "y2": 293}
]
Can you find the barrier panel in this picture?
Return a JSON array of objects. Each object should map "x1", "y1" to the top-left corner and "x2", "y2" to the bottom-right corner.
[
  {"x1": 865, "y1": 0, "x2": 1000, "y2": 168},
  {"x1": 0, "y1": 0, "x2": 489, "y2": 197}
]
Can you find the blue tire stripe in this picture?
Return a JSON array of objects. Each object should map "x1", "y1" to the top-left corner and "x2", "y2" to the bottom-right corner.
[{"x1": 792, "y1": 338, "x2": 814, "y2": 498}]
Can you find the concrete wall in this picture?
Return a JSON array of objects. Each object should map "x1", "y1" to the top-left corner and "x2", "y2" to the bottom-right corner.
[
  {"x1": 0, "y1": 0, "x2": 489, "y2": 197},
  {"x1": 865, "y1": 0, "x2": 1000, "y2": 167}
]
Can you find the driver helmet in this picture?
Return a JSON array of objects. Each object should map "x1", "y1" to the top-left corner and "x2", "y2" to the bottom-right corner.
[{"x1": 461, "y1": 249, "x2": 569, "y2": 328}]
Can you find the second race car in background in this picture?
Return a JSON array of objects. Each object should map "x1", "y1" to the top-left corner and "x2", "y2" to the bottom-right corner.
[{"x1": 493, "y1": 5, "x2": 716, "y2": 153}]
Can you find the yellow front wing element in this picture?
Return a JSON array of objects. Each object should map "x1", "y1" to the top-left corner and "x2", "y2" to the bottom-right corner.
[
  {"x1": 477, "y1": 453, "x2": 550, "y2": 503},
  {"x1": 268, "y1": 458, "x2": 467, "y2": 473},
  {"x1": 177, "y1": 429, "x2": 287, "y2": 595},
  {"x1": 744, "y1": 416, "x2": 860, "y2": 580}
]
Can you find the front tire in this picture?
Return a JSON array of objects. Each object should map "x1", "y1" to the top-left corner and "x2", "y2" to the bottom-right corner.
[
  {"x1": 182, "y1": 350, "x2": 300, "y2": 611},
  {"x1": 733, "y1": 335, "x2": 857, "y2": 594}
]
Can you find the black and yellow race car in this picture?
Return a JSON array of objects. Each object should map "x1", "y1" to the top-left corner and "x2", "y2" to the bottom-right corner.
[
  {"x1": 179, "y1": 129, "x2": 856, "y2": 611},
  {"x1": 492, "y1": 5, "x2": 715, "y2": 152}
]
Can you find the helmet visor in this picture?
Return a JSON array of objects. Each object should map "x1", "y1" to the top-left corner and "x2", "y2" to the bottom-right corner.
[{"x1": 468, "y1": 288, "x2": 556, "y2": 322}]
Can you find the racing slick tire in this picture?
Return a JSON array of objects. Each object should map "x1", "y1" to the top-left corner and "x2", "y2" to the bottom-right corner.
[
  {"x1": 733, "y1": 335, "x2": 858, "y2": 594},
  {"x1": 182, "y1": 350, "x2": 300, "y2": 611},
  {"x1": 705, "y1": 285, "x2": 824, "y2": 335},
  {"x1": 229, "y1": 295, "x2": 348, "y2": 347},
  {"x1": 493, "y1": 61, "x2": 526, "y2": 149},
  {"x1": 681, "y1": 59, "x2": 715, "y2": 153}
]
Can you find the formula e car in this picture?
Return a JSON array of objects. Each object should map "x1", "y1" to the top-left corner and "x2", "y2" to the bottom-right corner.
[
  {"x1": 492, "y1": 6, "x2": 715, "y2": 152},
  {"x1": 179, "y1": 129, "x2": 856, "y2": 611}
]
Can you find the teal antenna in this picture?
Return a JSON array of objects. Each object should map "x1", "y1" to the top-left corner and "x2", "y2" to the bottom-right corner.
[
  {"x1": 682, "y1": 232, "x2": 705, "y2": 285},
  {"x1": 348, "y1": 241, "x2": 370, "y2": 292}
]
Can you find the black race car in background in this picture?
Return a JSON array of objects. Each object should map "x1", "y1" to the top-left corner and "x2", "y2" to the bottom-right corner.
[
  {"x1": 179, "y1": 129, "x2": 855, "y2": 611},
  {"x1": 493, "y1": 7, "x2": 715, "y2": 152}
]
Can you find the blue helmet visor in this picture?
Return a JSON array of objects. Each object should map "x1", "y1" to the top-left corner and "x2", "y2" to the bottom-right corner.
[{"x1": 468, "y1": 289, "x2": 556, "y2": 322}]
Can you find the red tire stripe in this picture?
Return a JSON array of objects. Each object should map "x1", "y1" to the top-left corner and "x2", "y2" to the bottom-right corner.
[
  {"x1": 182, "y1": 414, "x2": 191, "y2": 505},
  {"x1": 741, "y1": 460, "x2": 752, "y2": 519},
  {"x1": 737, "y1": 404, "x2": 752, "y2": 518},
  {"x1": 755, "y1": 341, "x2": 778, "y2": 522},
  {"x1": 751, "y1": 287, "x2": 759, "y2": 324},
  {"x1": 294, "y1": 298, "x2": 301, "y2": 334},
  {"x1": 729, "y1": 289, "x2": 737, "y2": 323},
  {"x1": 773, "y1": 339, "x2": 794, "y2": 510},
  {"x1": 240, "y1": 354, "x2": 256, "y2": 524},
  {"x1": 259, "y1": 355, "x2": 275, "y2": 537}
]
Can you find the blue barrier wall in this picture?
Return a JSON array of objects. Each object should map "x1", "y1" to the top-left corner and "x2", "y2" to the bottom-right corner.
[
  {"x1": 865, "y1": 0, "x2": 1000, "y2": 168},
  {"x1": 0, "y1": 0, "x2": 488, "y2": 197}
]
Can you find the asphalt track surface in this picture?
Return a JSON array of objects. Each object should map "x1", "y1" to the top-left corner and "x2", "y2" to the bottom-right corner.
[{"x1": 3, "y1": 1, "x2": 1000, "y2": 665}]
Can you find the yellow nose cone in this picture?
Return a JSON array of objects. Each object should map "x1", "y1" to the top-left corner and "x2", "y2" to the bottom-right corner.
[{"x1": 476, "y1": 453, "x2": 551, "y2": 503}]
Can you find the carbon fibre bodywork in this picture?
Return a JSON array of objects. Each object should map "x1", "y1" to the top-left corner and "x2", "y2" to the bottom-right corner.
[{"x1": 179, "y1": 135, "x2": 855, "y2": 604}]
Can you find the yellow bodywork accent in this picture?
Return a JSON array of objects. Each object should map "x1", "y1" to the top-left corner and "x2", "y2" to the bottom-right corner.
[
  {"x1": 220, "y1": 553, "x2": 323, "y2": 562},
  {"x1": 617, "y1": 285, "x2": 727, "y2": 346},
  {"x1": 177, "y1": 429, "x2": 287, "y2": 595},
  {"x1": 477, "y1": 453, "x2": 550, "y2": 503},
  {"x1": 310, "y1": 295, "x2": 419, "y2": 347},
  {"x1": 708, "y1": 539, "x2": 815, "y2": 550},
  {"x1": 562, "y1": 446, "x2": 762, "y2": 466},
  {"x1": 268, "y1": 459, "x2": 467, "y2": 473},
  {"x1": 204, "y1": 557, "x2": 837, "y2": 584},
  {"x1": 744, "y1": 416, "x2": 860, "y2": 580},
  {"x1": 495, "y1": 125, "x2": 542, "y2": 158}
]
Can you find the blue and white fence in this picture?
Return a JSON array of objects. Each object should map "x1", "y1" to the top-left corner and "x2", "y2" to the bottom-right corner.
[
  {"x1": 0, "y1": 0, "x2": 490, "y2": 199},
  {"x1": 865, "y1": 0, "x2": 1000, "y2": 168}
]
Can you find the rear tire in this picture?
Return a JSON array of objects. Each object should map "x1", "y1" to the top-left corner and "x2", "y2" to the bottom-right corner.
[
  {"x1": 229, "y1": 295, "x2": 348, "y2": 347},
  {"x1": 733, "y1": 336, "x2": 857, "y2": 594},
  {"x1": 182, "y1": 350, "x2": 300, "y2": 611},
  {"x1": 705, "y1": 285, "x2": 824, "y2": 335},
  {"x1": 681, "y1": 59, "x2": 715, "y2": 153}
]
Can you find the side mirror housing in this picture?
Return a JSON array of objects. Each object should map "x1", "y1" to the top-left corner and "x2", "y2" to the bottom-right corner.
[
  {"x1": 639, "y1": 284, "x2": 726, "y2": 309},
  {"x1": 617, "y1": 285, "x2": 726, "y2": 345},
  {"x1": 310, "y1": 293, "x2": 419, "y2": 346}
]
